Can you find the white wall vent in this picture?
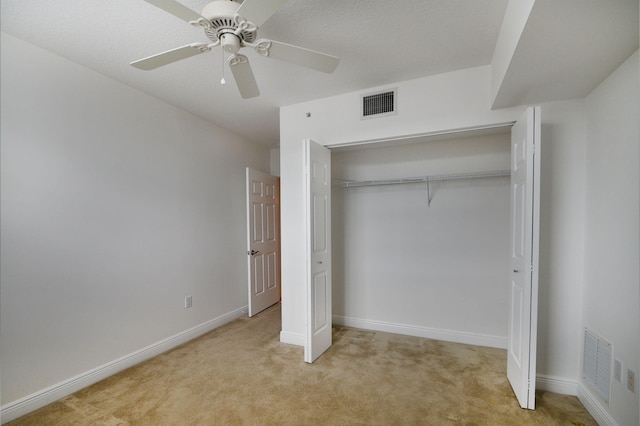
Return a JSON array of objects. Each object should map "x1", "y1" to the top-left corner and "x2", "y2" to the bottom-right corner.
[
  {"x1": 583, "y1": 327, "x2": 612, "y2": 404},
  {"x1": 361, "y1": 89, "x2": 397, "y2": 119}
]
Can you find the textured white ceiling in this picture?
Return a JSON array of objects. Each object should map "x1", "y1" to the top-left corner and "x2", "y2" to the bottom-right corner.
[
  {"x1": 493, "y1": 0, "x2": 639, "y2": 108},
  {"x1": 1, "y1": 1, "x2": 638, "y2": 148},
  {"x1": 0, "y1": 0, "x2": 508, "y2": 147}
]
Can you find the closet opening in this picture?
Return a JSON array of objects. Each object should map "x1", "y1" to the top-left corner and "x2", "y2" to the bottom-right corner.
[{"x1": 329, "y1": 126, "x2": 513, "y2": 349}]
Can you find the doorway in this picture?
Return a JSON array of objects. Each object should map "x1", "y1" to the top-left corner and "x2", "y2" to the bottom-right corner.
[{"x1": 246, "y1": 168, "x2": 281, "y2": 317}]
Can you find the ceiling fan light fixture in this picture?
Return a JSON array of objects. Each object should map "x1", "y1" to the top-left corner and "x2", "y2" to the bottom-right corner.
[{"x1": 221, "y1": 33, "x2": 241, "y2": 54}]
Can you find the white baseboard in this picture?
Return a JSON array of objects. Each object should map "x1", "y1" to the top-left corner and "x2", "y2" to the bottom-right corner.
[
  {"x1": 536, "y1": 374, "x2": 577, "y2": 395},
  {"x1": 0, "y1": 306, "x2": 247, "y2": 424},
  {"x1": 577, "y1": 382, "x2": 618, "y2": 426},
  {"x1": 333, "y1": 315, "x2": 507, "y2": 349},
  {"x1": 280, "y1": 330, "x2": 305, "y2": 346}
]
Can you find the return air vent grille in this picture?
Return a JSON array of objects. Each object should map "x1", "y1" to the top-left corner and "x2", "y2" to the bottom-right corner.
[
  {"x1": 583, "y1": 328, "x2": 612, "y2": 404},
  {"x1": 361, "y1": 89, "x2": 397, "y2": 119}
]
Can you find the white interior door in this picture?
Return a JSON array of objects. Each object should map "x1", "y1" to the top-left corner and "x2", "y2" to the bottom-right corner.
[
  {"x1": 304, "y1": 140, "x2": 332, "y2": 363},
  {"x1": 246, "y1": 168, "x2": 280, "y2": 317},
  {"x1": 507, "y1": 106, "x2": 541, "y2": 409}
]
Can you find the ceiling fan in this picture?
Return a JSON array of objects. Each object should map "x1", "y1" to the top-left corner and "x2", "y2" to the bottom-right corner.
[{"x1": 131, "y1": 0, "x2": 340, "y2": 98}]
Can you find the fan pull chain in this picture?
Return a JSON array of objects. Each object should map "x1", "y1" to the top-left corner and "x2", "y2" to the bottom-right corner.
[{"x1": 220, "y1": 48, "x2": 226, "y2": 85}]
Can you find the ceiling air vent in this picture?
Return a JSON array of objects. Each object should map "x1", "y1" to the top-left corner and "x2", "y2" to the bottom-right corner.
[{"x1": 361, "y1": 89, "x2": 397, "y2": 119}]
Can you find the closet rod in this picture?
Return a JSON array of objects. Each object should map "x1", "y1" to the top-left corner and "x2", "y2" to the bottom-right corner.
[{"x1": 333, "y1": 170, "x2": 511, "y2": 188}]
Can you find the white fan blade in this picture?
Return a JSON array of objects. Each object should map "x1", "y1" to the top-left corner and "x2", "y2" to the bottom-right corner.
[
  {"x1": 256, "y1": 40, "x2": 339, "y2": 73},
  {"x1": 144, "y1": 0, "x2": 205, "y2": 23},
  {"x1": 236, "y1": 0, "x2": 289, "y2": 27},
  {"x1": 131, "y1": 43, "x2": 210, "y2": 70},
  {"x1": 229, "y1": 54, "x2": 260, "y2": 99}
]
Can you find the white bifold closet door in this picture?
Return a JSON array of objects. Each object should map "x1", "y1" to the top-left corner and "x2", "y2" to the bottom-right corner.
[
  {"x1": 304, "y1": 140, "x2": 332, "y2": 363},
  {"x1": 507, "y1": 106, "x2": 541, "y2": 410}
]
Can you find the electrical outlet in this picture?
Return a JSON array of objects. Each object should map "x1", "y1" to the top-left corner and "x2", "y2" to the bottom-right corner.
[
  {"x1": 627, "y1": 369, "x2": 636, "y2": 393},
  {"x1": 184, "y1": 296, "x2": 193, "y2": 309}
]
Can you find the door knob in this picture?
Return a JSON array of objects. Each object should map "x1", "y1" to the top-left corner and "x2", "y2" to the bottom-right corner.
[{"x1": 248, "y1": 250, "x2": 260, "y2": 256}]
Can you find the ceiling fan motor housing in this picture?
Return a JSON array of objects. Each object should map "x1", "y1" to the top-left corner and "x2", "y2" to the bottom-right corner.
[{"x1": 201, "y1": 0, "x2": 257, "y2": 44}]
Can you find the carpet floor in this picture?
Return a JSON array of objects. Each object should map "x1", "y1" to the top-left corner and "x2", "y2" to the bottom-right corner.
[{"x1": 7, "y1": 304, "x2": 596, "y2": 425}]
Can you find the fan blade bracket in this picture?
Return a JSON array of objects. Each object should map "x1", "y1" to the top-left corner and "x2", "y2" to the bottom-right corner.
[
  {"x1": 228, "y1": 54, "x2": 246, "y2": 67},
  {"x1": 254, "y1": 40, "x2": 272, "y2": 57},
  {"x1": 232, "y1": 14, "x2": 258, "y2": 37},
  {"x1": 189, "y1": 17, "x2": 213, "y2": 30}
]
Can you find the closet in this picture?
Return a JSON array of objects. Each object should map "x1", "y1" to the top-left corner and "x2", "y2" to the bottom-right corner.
[{"x1": 330, "y1": 129, "x2": 512, "y2": 347}]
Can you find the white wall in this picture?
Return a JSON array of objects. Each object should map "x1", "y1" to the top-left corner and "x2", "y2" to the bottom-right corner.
[
  {"x1": 332, "y1": 134, "x2": 511, "y2": 347},
  {"x1": 281, "y1": 66, "x2": 522, "y2": 149},
  {"x1": 270, "y1": 148, "x2": 281, "y2": 176},
  {"x1": 0, "y1": 33, "x2": 269, "y2": 417},
  {"x1": 535, "y1": 99, "x2": 586, "y2": 393},
  {"x1": 581, "y1": 51, "x2": 639, "y2": 426}
]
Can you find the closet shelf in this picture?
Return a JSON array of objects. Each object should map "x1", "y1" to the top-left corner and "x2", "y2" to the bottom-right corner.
[{"x1": 332, "y1": 170, "x2": 511, "y2": 188}]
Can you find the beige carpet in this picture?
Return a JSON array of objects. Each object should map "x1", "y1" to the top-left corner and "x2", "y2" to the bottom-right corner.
[{"x1": 8, "y1": 304, "x2": 596, "y2": 425}]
